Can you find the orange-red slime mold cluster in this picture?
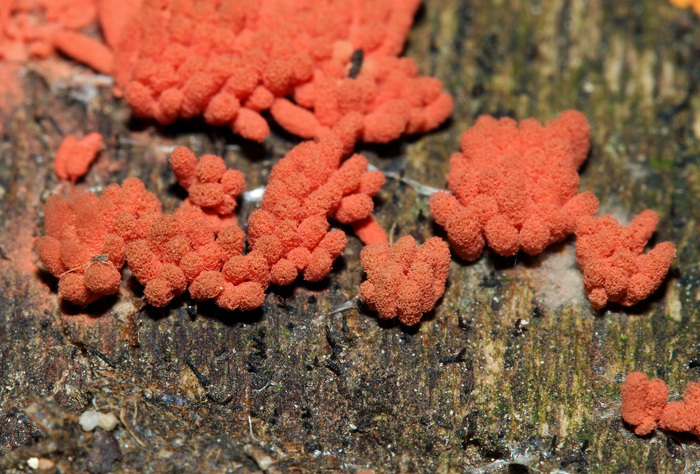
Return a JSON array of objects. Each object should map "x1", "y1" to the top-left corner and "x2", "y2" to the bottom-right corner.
[
  {"x1": 3, "y1": 1, "x2": 452, "y2": 145},
  {"x1": 622, "y1": 372, "x2": 700, "y2": 438},
  {"x1": 34, "y1": 178, "x2": 161, "y2": 305},
  {"x1": 36, "y1": 146, "x2": 259, "y2": 309},
  {"x1": 36, "y1": 143, "x2": 388, "y2": 309},
  {"x1": 575, "y1": 211, "x2": 676, "y2": 309},
  {"x1": 169, "y1": 146, "x2": 246, "y2": 216},
  {"x1": 621, "y1": 371, "x2": 669, "y2": 436},
  {"x1": 0, "y1": 0, "x2": 99, "y2": 63},
  {"x1": 658, "y1": 382, "x2": 700, "y2": 435},
  {"x1": 359, "y1": 235, "x2": 450, "y2": 326},
  {"x1": 112, "y1": 0, "x2": 452, "y2": 144},
  {"x1": 248, "y1": 134, "x2": 386, "y2": 285},
  {"x1": 430, "y1": 110, "x2": 599, "y2": 260},
  {"x1": 122, "y1": 147, "x2": 259, "y2": 310},
  {"x1": 53, "y1": 132, "x2": 104, "y2": 183},
  {"x1": 18, "y1": 1, "x2": 676, "y2": 316},
  {"x1": 125, "y1": 204, "x2": 266, "y2": 311}
]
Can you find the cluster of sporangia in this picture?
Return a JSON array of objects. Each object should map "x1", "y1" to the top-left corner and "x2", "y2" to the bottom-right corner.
[
  {"x1": 428, "y1": 111, "x2": 676, "y2": 310},
  {"x1": 621, "y1": 372, "x2": 700, "y2": 439},
  {"x1": 2, "y1": 0, "x2": 452, "y2": 144},
  {"x1": 21, "y1": 0, "x2": 676, "y2": 327}
]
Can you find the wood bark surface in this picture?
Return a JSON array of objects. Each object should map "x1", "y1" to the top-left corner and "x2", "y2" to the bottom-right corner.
[{"x1": 0, "y1": 0, "x2": 699, "y2": 472}]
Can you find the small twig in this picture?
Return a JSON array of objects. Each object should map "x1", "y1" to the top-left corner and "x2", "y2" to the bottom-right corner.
[
  {"x1": 248, "y1": 414, "x2": 258, "y2": 441},
  {"x1": 325, "y1": 324, "x2": 340, "y2": 359},
  {"x1": 368, "y1": 164, "x2": 443, "y2": 196},
  {"x1": 187, "y1": 359, "x2": 233, "y2": 404},
  {"x1": 90, "y1": 349, "x2": 116, "y2": 368},
  {"x1": 439, "y1": 347, "x2": 467, "y2": 365},
  {"x1": 43, "y1": 309, "x2": 59, "y2": 323},
  {"x1": 388, "y1": 221, "x2": 397, "y2": 245},
  {"x1": 38, "y1": 113, "x2": 64, "y2": 135},
  {"x1": 325, "y1": 358, "x2": 342, "y2": 376},
  {"x1": 457, "y1": 314, "x2": 470, "y2": 331},
  {"x1": 252, "y1": 381, "x2": 271, "y2": 392},
  {"x1": 186, "y1": 359, "x2": 210, "y2": 389},
  {"x1": 120, "y1": 396, "x2": 145, "y2": 447},
  {"x1": 348, "y1": 49, "x2": 364, "y2": 78},
  {"x1": 328, "y1": 297, "x2": 358, "y2": 315},
  {"x1": 207, "y1": 393, "x2": 234, "y2": 405}
]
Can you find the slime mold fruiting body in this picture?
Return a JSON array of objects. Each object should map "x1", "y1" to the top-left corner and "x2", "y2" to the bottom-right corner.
[
  {"x1": 621, "y1": 371, "x2": 669, "y2": 436},
  {"x1": 111, "y1": 0, "x2": 453, "y2": 144},
  {"x1": 0, "y1": 0, "x2": 99, "y2": 63},
  {"x1": 53, "y1": 132, "x2": 104, "y2": 183},
  {"x1": 34, "y1": 178, "x2": 162, "y2": 305},
  {"x1": 359, "y1": 235, "x2": 450, "y2": 326},
  {"x1": 248, "y1": 132, "x2": 387, "y2": 286},
  {"x1": 575, "y1": 211, "x2": 676, "y2": 309},
  {"x1": 669, "y1": 0, "x2": 700, "y2": 16},
  {"x1": 430, "y1": 110, "x2": 599, "y2": 260},
  {"x1": 36, "y1": 142, "x2": 387, "y2": 309},
  {"x1": 622, "y1": 372, "x2": 700, "y2": 439}
]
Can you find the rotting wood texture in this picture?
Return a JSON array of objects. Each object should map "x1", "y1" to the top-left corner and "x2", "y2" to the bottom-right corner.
[{"x1": 1, "y1": 0, "x2": 699, "y2": 472}]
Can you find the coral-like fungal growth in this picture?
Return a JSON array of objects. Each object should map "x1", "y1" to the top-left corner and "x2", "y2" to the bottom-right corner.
[
  {"x1": 37, "y1": 142, "x2": 384, "y2": 309},
  {"x1": 0, "y1": 0, "x2": 99, "y2": 63},
  {"x1": 169, "y1": 146, "x2": 246, "y2": 216},
  {"x1": 111, "y1": 0, "x2": 452, "y2": 144},
  {"x1": 34, "y1": 178, "x2": 162, "y2": 305},
  {"x1": 248, "y1": 134, "x2": 386, "y2": 284},
  {"x1": 3, "y1": 1, "x2": 452, "y2": 144},
  {"x1": 122, "y1": 148, "x2": 263, "y2": 309},
  {"x1": 359, "y1": 235, "x2": 450, "y2": 326},
  {"x1": 430, "y1": 110, "x2": 599, "y2": 261},
  {"x1": 621, "y1": 371, "x2": 669, "y2": 436},
  {"x1": 658, "y1": 382, "x2": 700, "y2": 435},
  {"x1": 37, "y1": 146, "x2": 264, "y2": 309},
  {"x1": 575, "y1": 210, "x2": 676, "y2": 309},
  {"x1": 53, "y1": 132, "x2": 104, "y2": 183},
  {"x1": 622, "y1": 373, "x2": 700, "y2": 438},
  {"x1": 125, "y1": 207, "x2": 265, "y2": 310}
]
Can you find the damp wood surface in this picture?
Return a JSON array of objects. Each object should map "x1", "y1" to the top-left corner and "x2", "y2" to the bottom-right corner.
[{"x1": 1, "y1": 0, "x2": 699, "y2": 472}]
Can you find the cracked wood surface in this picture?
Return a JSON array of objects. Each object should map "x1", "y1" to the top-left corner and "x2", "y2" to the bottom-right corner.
[{"x1": 1, "y1": 0, "x2": 699, "y2": 472}]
